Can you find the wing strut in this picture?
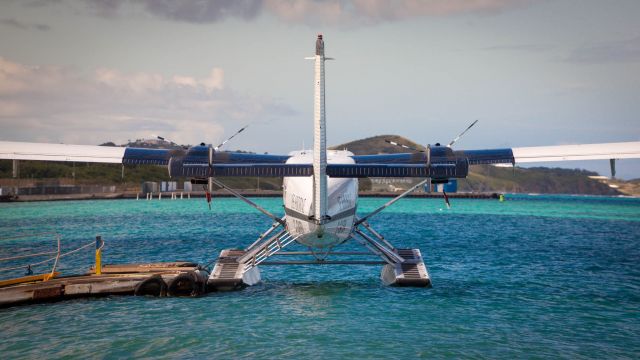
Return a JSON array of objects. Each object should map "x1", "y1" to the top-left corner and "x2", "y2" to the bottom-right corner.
[
  {"x1": 208, "y1": 177, "x2": 285, "y2": 226},
  {"x1": 354, "y1": 178, "x2": 431, "y2": 226}
]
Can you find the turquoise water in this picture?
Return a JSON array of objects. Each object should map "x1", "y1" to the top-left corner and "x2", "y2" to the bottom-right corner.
[{"x1": 1, "y1": 195, "x2": 639, "y2": 358}]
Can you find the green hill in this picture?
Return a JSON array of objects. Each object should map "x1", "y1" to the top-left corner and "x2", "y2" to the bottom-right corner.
[
  {"x1": 461, "y1": 165, "x2": 618, "y2": 195},
  {"x1": 331, "y1": 135, "x2": 425, "y2": 154}
]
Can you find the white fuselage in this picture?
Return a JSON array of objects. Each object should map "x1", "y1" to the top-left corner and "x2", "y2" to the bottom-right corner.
[{"x1": 283, "y1": 150, "x2": 358, "y2": 249}]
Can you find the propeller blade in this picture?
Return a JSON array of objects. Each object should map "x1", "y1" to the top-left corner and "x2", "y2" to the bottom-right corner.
[
  {"x1": 447, "y1": 119, "x2": 478, "y2": 148},
  {"x1": 203, "y1": 185, "x2": 212, "y2": 210},
  {"x1": 384, "y1": 139, "x2": 424, "y2": 153},
  {"x1": 214, "y1": 124, "x2": 249, "y2": 151},
  {"x1": 154, "y1": 135, "x2": 177, "y2": 145},
  {"x1": 443, "y1": 190, "x2": 451, "y2": 209}
]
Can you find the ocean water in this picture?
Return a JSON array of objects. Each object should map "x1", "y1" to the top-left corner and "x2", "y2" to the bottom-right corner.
[{"x1": 0, "y1": 195, "x2": 639, "y2": 359}]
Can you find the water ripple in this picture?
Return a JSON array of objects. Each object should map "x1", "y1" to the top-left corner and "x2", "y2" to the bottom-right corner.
[{"x1": 1, "y1": 196, "x2": 639, "y2": 358}]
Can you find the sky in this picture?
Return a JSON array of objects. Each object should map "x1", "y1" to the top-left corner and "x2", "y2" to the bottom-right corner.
[{"x1": 0, "y1": 0, "x2": 639, "y2": 178}]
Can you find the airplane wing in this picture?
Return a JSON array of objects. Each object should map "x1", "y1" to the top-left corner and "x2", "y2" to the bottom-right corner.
[
  {"x1": 2, "y1": 140, "x2": 639, "y2": 178},
  {"x1": 351, "y1": 142, "x2": 640, "y2": 166},
  {"x1": 510, "y1": 142, "x2": 640, "y2": 163},
  {"x1": 340, "y1": 142, "x2": 640, "y2": 178},
  {"x1": 0, "y1": 141, "x2": 127, "y2": 163},
  {"x1": 0, "y1": 141, "x2": 307, "y2": 177}
]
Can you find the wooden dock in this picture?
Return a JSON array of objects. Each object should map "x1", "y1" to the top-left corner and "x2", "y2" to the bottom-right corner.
[{"x1": 0, "y1": 262, "x2": 209, "y2": 308}]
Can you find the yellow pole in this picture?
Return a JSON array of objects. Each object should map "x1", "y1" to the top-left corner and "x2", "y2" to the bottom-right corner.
[
  {"x1": 95, "y1": 235, "x2": 102, "y2": 275},
  {"x1": 44, "y1": 235, "x2": 62, "y2": 281}
]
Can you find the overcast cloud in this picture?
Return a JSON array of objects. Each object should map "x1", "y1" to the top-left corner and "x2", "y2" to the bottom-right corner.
[
  {"x1": 0, "y1": 56, "x2": 294, "y2": 145},
  {"x1": 567, "y1": 36, "x2": 640, "y2": 64},
  {"x1": 0, "y1": 17, "x2": 50, "y2": 31},
  {"x1": 78, "y1": 0, "x2": 529, "y2": 26}
]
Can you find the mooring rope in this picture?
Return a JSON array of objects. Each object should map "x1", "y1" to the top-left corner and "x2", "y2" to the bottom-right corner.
[
  {"x1": 200, "y1": 252, "x2": 219, "y2": 272},
  {"x1": 0, "y1": 239, "x2": 96, "y2": 273},
  {"x1": 0, "y1": 251, "x2": 59, "y2": 262}
]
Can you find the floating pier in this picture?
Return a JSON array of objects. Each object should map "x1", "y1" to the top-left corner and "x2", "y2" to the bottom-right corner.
[
  {"x1": 0, "y1": 262, "x2": 209, "y2": 308},
  {"x1": 381, "y1": 249, "x2": 431, "y2": 287},
  {"x1": 208, "y1": 249, "x2": 261, "y2": 291}
]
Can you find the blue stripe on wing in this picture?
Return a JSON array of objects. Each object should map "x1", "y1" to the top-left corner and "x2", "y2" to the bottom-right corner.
[
  {"x1": 352, "y1": 153, "x2": 422, "y2": 164},
  {"x1": 460, "y1": 149, "x2": 514, "y2": 165},
  {"x1": 173, "y1": 163, "x2": 312, "y2": 177},
  {"x1": 122, "y1": 146, "x2": 512, "y2": 178},
  {"x1": 327, "y1": 162, "x2": 468, "y2": 178},
  {"x1": 123, "y1": 148, "x2": 171, "y2": 165},
  {"x1": 122, "y1": 147, "x2": 291, "y2": 166},
  {"x1": 351, "y1": 148, "x2": 514, "y2": 165}
]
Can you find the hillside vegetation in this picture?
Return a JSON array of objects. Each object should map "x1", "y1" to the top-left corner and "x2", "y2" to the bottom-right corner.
[
  {"x1": 461, "y1": 165, "x2": 618, "y2": 195},
  {"x1": 331, "y1": 135, "x2": 425, "y2": 154}
]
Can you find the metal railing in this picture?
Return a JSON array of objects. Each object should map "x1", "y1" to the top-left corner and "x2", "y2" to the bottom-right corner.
[{"x1": 242, "y1": 232, "x2": 301, "y2": 272}]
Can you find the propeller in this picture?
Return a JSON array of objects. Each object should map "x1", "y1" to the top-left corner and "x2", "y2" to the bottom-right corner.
[
  {"x1": 201, "y1": 124, "x2": 250, "y2": 210},
  {"x1": 203, "y1": 185, "x2": 212, "y2": 210},
  {"x1": 385, "y1": 120, "x2": 479, "y2": 209},
  {"x1": 385, "y1": 120, "x2": 478, "y2": 152},
  {"x1": 153, "y1": 134, "x2": 190, "y2": 149},
  {"x1": 443, "y1": 190, "x2": 451, "y2": 210},
  {"x1": 152, "y1": 134, "x2": 176, "y2": 144},
  {"x1": 447, "y1": 119, "x2": 478, "y2": 148},
  {"x1": 214, "y1": 124, "x2": 249, "y2": 151}
]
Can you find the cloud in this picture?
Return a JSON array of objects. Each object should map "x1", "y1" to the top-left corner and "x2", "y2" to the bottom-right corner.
[
  {"x1": 79, "y1": 0, "x2": 529, "y2": 26},
  {"x1": 82, "y1": 0, "x2": 263, "y2": 22},
  {"x1": 480, "y1": 44, "x2": 552, "y2": 52},
  {"x1": 142, "y1": 0, "x2": 262, "y2": 23},
  {"x1": 0, "y1": 57, "x2": 294, "y2": 146},
  {"x1": 0, "y1": 17, "x2": 50, "y2": 31},
  {"x1": 566, "y1": 36, "x2": 640, "y2": 64}
]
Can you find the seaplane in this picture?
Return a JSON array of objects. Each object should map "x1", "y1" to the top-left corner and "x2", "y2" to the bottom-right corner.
[{"x1": 1, "y1": 35, "x2": 640, "y2": 289}]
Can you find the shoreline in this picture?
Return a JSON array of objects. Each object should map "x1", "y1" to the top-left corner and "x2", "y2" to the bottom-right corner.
[{"x1": 1, "y1": 191, "x2": 502, "y2": 202}]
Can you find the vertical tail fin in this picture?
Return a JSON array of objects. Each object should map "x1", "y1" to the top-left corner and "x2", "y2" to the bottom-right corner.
[{"x1": 308, "y1": 34, "x2": 333, "y2": 224}]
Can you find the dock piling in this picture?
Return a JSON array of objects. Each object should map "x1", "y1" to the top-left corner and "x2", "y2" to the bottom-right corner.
[{"x1": 95, "y1": 236, "x2": 103, "y2": 275}]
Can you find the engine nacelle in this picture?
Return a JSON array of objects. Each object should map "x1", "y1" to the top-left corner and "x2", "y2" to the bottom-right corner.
[{"x1": 429, "y1": 157, "x2": 469, "y2": 182}]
